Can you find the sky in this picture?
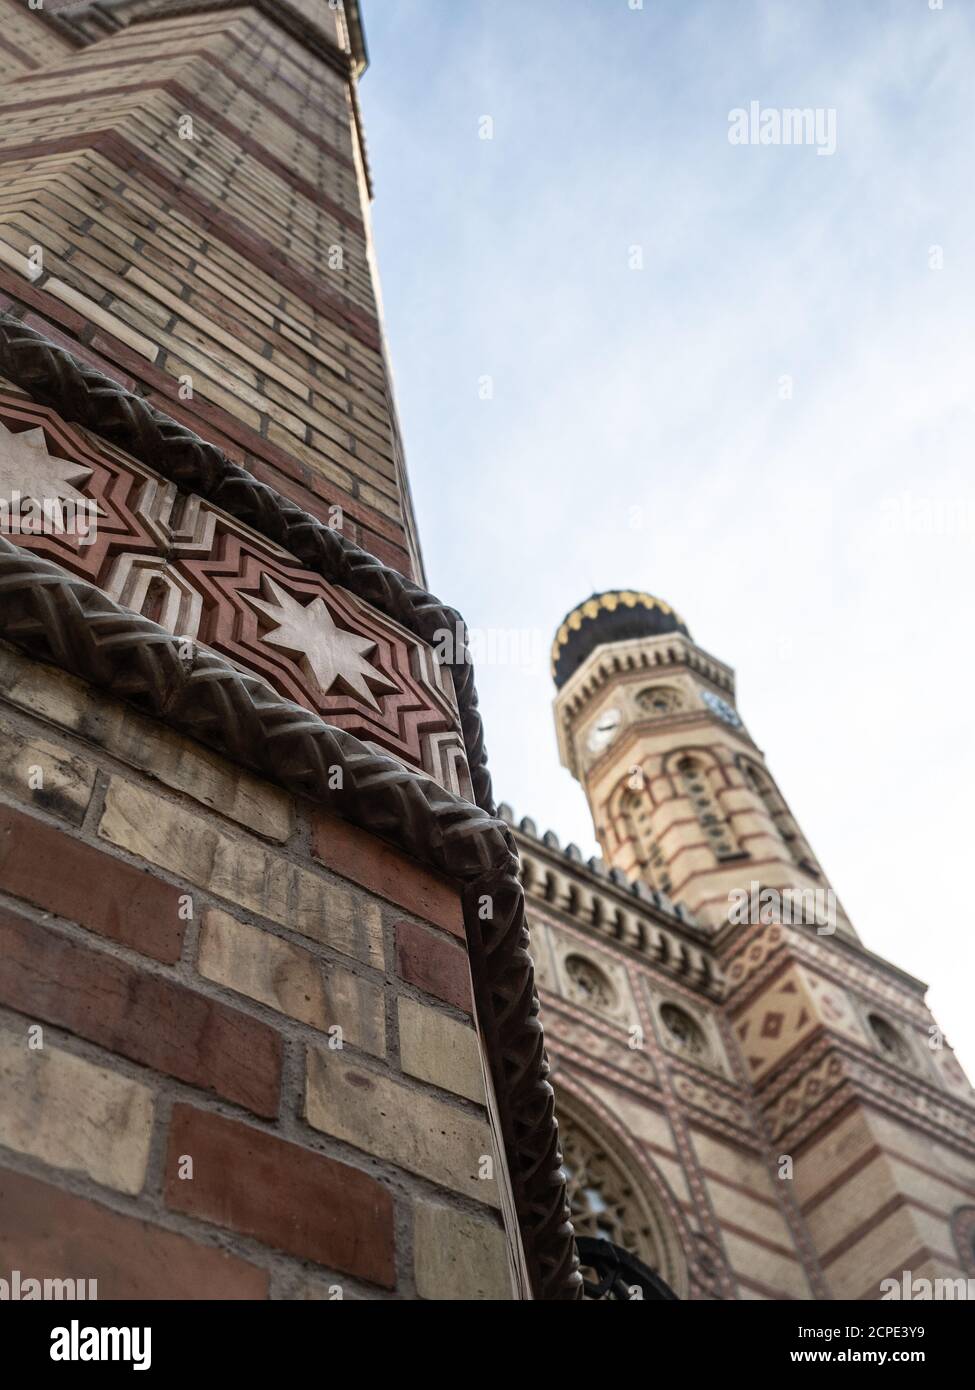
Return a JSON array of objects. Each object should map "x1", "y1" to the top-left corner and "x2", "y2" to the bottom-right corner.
[{"x1": 359, "y1": 0, "x2": 975, "y2": 1079}]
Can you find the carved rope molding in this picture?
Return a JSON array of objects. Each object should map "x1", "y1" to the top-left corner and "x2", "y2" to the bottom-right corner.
[
  {"x1": 0, "y1": 536, "x2": 582, "y2": 1301},
  {"x1": 0, "y1": 312, "x2": 494, "y2": 813}
]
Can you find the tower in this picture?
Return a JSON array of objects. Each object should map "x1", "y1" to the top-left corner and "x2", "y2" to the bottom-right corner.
[
  {"x1": 552, "y1": 589, "x2": 851, "y2": 935},
  {"x1": 523, "y1": 588, "x2": 975, "y2": 1298}
]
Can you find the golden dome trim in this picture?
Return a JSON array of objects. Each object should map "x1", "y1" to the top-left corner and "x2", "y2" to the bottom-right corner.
[{"x1": 550, "y1": 591, "x2": 685, "y2": 672}]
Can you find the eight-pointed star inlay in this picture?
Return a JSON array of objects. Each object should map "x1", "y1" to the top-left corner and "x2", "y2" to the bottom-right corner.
[
  {"x1": 0, "y1": 421, "x2": 97, "y2": 520},
  {"x1": 243, "y1": 575, "x2": 398, "y2": 710}
]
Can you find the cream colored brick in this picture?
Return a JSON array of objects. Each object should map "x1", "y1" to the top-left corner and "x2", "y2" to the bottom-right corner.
[
  {"x1": 0, "y1": 650, "x2": 291, "y2": 840},
  {"x1": 104, "y1": 712, "x2": 292, "y2": 843},
  {"x1": 724, "y1": 1230, "x2": 812, "y2": 1298},
  {"x1": 804, "y1": 1152, "x2": 894, "y2": 1254},
  {"x1": 98, "y1": 778, "x2": 383, "y2": 967},
  {"x1": 692, "y1": 1128, "x2": 778, "y2": 1200},
  {"x1": 306, "y1": 1047, "x2": 498, "y2": 1206},
  {"x1": 397, "y1": 997, "x2": 484, "y2": 1103},
  {"x1": 0, "y1": 645, "x2": 97, "y2": 732},
  {"x1": 0, "y1": 235, "x2": 32, "y2": 277},
  {"x1": 0, "y1": 717, "x2": 95, "y2": 824},
  {"x1": 706, "y1": 1177, "x2": 792, "y2": 1248},
  {"x1": 414, "y1": 1201, "x2": 513, "y2": 1300},
  {"x1": 44, "y1": 278, "x2": 158, "y2": 360},
  {"x1": 826, "y1": 1204, "x2": 937, "y2": 1300},
  {"x1": 592, "y1": 1082, "x2": 678, "y2": 1154},
  {"x1": 0, "y1": 1031, "x2": 152, "y2": 1194},
  {"x1": 292, "y1": 865, "x2": 384, "y2": 968},
  {"x1": 199, "y1": 909, "x2": 385, "y2": 1056}
]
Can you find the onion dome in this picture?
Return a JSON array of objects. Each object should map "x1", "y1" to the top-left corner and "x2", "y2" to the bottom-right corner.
[{"x1": 551, "y1": 590, "x2": 690, "y2": 690}]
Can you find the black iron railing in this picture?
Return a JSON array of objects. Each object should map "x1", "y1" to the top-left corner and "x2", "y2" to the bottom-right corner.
[{"x1": 576, "y1": 1237, "x2": 680, "y2": 1301}]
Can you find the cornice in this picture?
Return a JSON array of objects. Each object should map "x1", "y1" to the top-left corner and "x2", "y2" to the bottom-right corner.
[
  {"x1": 762, "y1": 1031, "x2": 975, "y2": 1157},
  {"x1": 344, "y1": 0, "x2": 368, "y2": 74},
  {"x1": 502, "y1": 804, "x2": 725, "y2": 1000},
  {"x1": 557, "y1": 632, "x2": 736, "y2": 717}
]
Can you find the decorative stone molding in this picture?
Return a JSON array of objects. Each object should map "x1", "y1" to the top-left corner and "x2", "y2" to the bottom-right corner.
[
  {"x1": 755, "y1": 1028, "x2": 975, "y2": 1154},
  {"x1": 669, "y1": 1070, "x2": 752, "y2": 1132},
  {"x1": 540, "y1": 1002, "x2": 659, "y2": 1091},
  {"x1": 721, "y1": 919, "x2": 931, "y2": 1021},
  {"x1": 0, "y1": 392, "x2": 473, "y2": 801}
]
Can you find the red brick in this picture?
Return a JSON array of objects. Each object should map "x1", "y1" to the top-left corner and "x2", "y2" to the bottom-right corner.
[
  {"x1": 312, "y1": 811, "x2": 464, "y2": 937},
  {"x1": 164, "y1": 1105, "x2": 395, "y2": 1288},
  {"x1": 395, "y1": 919, "x2": 474, "y2": 1015},
  {"x1": 0, "y1": 804, "x2": 184, "y2": 963},
  {"x1": 0, "y1": 1167, "x2": 267, "y2": 1300},
  {"x1": 0, "y1": 907, "x2": 282, "y2": 1117}
]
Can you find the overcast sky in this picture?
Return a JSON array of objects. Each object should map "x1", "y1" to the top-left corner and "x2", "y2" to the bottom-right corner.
[{"x1": 359, "y1": 0, "x2": 975, "y2": 1079}]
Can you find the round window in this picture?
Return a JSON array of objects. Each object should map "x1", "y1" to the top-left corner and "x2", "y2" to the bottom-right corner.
[
  {"x1": 660, "y1": 1002, "x2": 707, "y2": 1057},
  {"x1": 564, "y1": 954, "x2": 617, "y2": 1011}
]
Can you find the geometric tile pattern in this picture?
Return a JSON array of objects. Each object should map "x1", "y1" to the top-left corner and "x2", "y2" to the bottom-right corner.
[
  {"x1": 763, "y1": 1052, "x2": 847, "y2": 1141},
  {"x1": 732, "y1": 964, "x2": 862, "y2": 1083},
  {"x1": 670, "y1": 1071, "x2": 751, "y2": 1130},
  {"x1": 0, "y1": 393, "x2": 472, "y2": 799}
]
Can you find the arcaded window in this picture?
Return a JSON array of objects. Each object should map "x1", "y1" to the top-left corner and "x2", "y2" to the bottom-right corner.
[
  {"x1": 678, "y1": 757, "x2": 740, "y2": 860},
  {"x1": 621, "y1": 788, "x2": 672, "y2": 894}
]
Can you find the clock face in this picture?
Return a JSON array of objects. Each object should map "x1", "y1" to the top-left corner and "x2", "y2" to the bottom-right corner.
[
  {"x1": 699, "y1": 687, "x2": 742, "y2": 729},
  {"x1": 586, "y1": 706, "x2": 622, "y2": 753}
]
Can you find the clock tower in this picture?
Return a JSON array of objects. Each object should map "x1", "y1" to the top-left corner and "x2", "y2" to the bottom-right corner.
[{"x1": 551, "y1": 590, "x2": 852, "y2": 934}]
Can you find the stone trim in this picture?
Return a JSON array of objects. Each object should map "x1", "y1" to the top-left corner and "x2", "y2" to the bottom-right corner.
[
  {"x1": 0, "y1": 311, "x2": 494, "y2": 812},
  {"x1": 0, "y1": 533, "x2": 581, "y2": 1301}
]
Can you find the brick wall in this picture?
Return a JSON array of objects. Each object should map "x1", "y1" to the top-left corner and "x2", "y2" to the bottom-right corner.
[
  {"x1": 0, "y1": 641, "x2": 516, "y2": 1299},
  {"x1": 0, "y1": 2, "x2": 421, "y2": 576},
  {"x1": 0, "y1": 0, "x2": 76, "y2": 83}
]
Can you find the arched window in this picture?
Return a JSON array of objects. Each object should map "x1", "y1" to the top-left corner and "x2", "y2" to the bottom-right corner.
[
  {"x1": 678, "y1": 757, "x2": 741, "y2": 860},
  {"x1": 556, "y1": 1101, "x2": 686, "y2": 1297},
  {"x1": 741, "y1": 760, "x2": 817, "y2": 874},
  {"x1": 620, "y1": 788, "x2": 672, "y2": 893}
]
